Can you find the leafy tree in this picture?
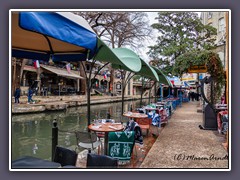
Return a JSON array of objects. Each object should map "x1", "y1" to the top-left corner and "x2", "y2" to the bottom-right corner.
[
  {"x1": 148, "y1": 12, "x2": 217, "y2": 75},
  {"x1": 174, "y1": 49, "x2": 225, "y2": 103}
]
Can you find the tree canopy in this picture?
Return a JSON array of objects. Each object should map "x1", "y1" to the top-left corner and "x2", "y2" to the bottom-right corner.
[
  {"x1": 174, "y1": 49, "x2": 225, "y2": 100},
  {"x1": 147, "y1": 12, "x2": 217, "y2": 75}
]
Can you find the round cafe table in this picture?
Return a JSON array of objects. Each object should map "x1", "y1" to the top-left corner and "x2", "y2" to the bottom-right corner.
[
  {"x1": 143, "y1": 107, "x2": 157, "y2": 114},
  {"x1": 123, "y1": 112, "x2": 148, "y2": 120},
  {"x1": 88, "y1": 122, "x2": 124, "y2": 155},
  {"x1": 123, "y1": 112, "x2": 149, "y2": 126}
]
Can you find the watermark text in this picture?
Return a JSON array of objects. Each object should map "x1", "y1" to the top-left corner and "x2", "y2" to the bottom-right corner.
[{"x1": 174, "y1": 154, "x2": 228, "y2": 161}]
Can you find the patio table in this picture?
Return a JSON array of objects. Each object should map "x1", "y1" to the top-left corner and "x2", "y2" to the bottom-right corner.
[
  {"x1": 88, "y1": 122, "x2": 124, "y2": 155},
  {"x1": 123, "y1": 112, "x2": 148, "y2": 120},
  {"x1": 123, "y1": 112, "x2": 149, "y2": 127}
]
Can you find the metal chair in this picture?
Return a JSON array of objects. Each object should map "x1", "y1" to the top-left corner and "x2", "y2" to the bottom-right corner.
[
  {"x1": 53, "y1": 145, "x2": 78, "y2": 167},
  {"x1": 75, "y1": 131, "x2": 103, "y2": 154},
  {"x1": 86, "y1": 153, "x2": 118, "y2": 168}
]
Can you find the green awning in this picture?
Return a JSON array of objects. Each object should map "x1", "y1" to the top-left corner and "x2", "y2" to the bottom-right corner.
[
  {"x1": 94, "y1": 38, "x2": 141, "y2": 73},
  {"x1": 135, "y1": 59, "x2": 159, "y2": 82},
  {"x1": 151, "y1": 66, "x2": 173, "y2": 87}
]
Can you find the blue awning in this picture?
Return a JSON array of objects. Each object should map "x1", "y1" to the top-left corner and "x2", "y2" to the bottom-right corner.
[{"x1": 12, "y1": 12, "x2": 97, "y2": 61}]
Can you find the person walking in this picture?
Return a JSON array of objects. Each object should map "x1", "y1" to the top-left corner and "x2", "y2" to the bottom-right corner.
[
  {"x1": 191, "y1": 91, "x2": 195, "y2": 101},
  {"x1": 27, "y1": 88, "x2": 34, "y2": 104},
  {"x1": 188, "y1": 90, "x2": 191, "y2": 101},
  {"x1": 14, "y1": 87, "x2": 21, "y2": 103}
]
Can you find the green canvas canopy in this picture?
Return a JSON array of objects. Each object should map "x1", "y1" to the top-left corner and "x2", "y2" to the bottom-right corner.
[
  {"x1": 151, "y1": 66, "x2": 173, "y2": 87},
  {"x1": 135, "y1": 59, "x2": 159, "y2": 82},
  {"x1": 94, "y1": 38, "x2": 142, "y2": 73}
]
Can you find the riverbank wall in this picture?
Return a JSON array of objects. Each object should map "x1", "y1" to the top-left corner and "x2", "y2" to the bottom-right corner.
[{"x1": 12, "y1": 95, "x2": 154, "y2": 114}]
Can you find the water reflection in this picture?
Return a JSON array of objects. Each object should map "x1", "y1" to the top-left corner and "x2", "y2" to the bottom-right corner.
[{"x1": 11, "y1": 99, "x2": 151, "y2": 160}]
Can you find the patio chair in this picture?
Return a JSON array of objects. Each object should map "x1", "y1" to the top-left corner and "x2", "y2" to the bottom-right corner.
[
  {"x1": 108, "y1": 131, "x2": 135, "y2": 163},
  {"x1": 53, "y1": 145, "x2": 78, "y2": 167},
  {"x1": 75, "y1": 131, "x2": 103, "y2": 155},
  {"x1": 86, "y1": 153, "x2": 118, "y2": 168},
  {"x1": 135, "y1": 117, "x2": 152, "y2": 136}
]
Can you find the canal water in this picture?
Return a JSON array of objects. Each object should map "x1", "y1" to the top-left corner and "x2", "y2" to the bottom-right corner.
[{"x1": 11, "y1": 98, "x2": 153, "y2": 161}]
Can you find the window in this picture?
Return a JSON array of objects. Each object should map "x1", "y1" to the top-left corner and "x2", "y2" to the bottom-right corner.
[
  {"x1": 86, "y1": 64, "x2": 90, "y2": 71},
  {"x1": 218, "y1": 18, "x2": 225, "y2": 32},
  {"x1": 116, "y1": 83, "x2": 121, "y2": 90},
  {"x1": 208, "y1": 12, "x2": 212, "y2": 19}
]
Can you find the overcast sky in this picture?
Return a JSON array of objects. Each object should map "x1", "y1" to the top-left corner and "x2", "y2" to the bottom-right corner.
[{"x1": 138, "y1": 12, "x2": 158, "y2": 62}]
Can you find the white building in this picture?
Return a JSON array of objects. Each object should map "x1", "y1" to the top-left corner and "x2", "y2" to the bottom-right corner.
[{"x1": 200, "y1": 11, "x2": 227, "y2": 70}]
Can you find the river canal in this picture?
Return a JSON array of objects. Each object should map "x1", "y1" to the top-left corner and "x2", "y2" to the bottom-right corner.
[{"x1": 11, "y1": 99, "x2": 152, "y2": 161}]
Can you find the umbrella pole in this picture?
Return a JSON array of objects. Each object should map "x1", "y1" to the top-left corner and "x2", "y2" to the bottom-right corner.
[
  {"x1": 121, "y1": 71, "x2": 125, "y2": 115},
  {"x1": 148, "y1": 80, "x2": 151, "y2": 104},
  {"x1": 160, "y1": 84, "x2": 163, "y2": 102},
  {"x1": 87, "y1": 78, "x2": 91, "y2": 127},
  {"x1": 140, "y1": 78, "x2": 144, "y2": 107},
  {"x1": 154, "y1": 83, "x2": 157, "y2": 103},
  {"x1": 121, "y1": 85, "x2": 124, "y2": 114}
]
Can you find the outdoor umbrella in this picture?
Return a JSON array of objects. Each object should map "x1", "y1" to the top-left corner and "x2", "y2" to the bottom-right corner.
[
  {"x1": 136, "y1": 59, "x2": 159, "y2": 82},
  {"x1": 12, "y1": 11, "x2": 98, "y2": 125},
  {"x1": 11, "y1": 11, "x2": 102, "y2": 161},
  {"x1": 151, "y1": 66, "x2": 173, "y2": 101},
  {"x1": 134, "y1": 59, "x2": 159, "y2": 106},
  {"x1": 151, "y1": 66, "x2": 173, "y2": 87},
  {"x1": 94, "y1": 40, "x2": 142, "y2": 72},
  {"x1": 12, "y1": 11, "x2": 142, "y2": 126},
  {"x1": 81, "y1": 41, "x2": 142, "y2": 125},
  {"x1": 93, "y1": 44, "x2": 142, "y2": 120},
  {"x1": 12, "y1": 11, "x2": 97, "y2": 61}
]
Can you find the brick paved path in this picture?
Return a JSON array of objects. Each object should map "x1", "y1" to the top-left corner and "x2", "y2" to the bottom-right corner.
[{"x1": 140, "y1": 101, "x2": 229, "y2": 169}]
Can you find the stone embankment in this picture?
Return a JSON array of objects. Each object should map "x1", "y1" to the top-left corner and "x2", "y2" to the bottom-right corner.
[{"x1": 12, "y1": 95, "x2": 144, "y2": 114}]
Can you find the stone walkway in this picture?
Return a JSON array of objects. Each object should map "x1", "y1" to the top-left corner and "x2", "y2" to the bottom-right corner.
[{"x1": 140, "y1": 101, "x2": 229, "y2": 169}]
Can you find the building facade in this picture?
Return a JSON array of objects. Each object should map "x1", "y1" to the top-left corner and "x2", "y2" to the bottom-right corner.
[
  {"x1": 200, "y1": 11, "x2": 228, "y2": 101},
  {"x1": 11, "y1": 58, "x2": 139, "y2": 97},
  {"x1": 200, "y1": 11, "x2": 227, "y2": 70}
]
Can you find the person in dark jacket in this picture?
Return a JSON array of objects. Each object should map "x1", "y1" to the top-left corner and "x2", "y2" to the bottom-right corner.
[
  {"x1": 191, "y1": 91, "x2": 195, "y2": 101},
  {"x1": 27, "y1": 88, "x2": 34, "y2": 104},
  {"x1": 14, "y1": 87, "x2": 21, "y2": 103}
]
